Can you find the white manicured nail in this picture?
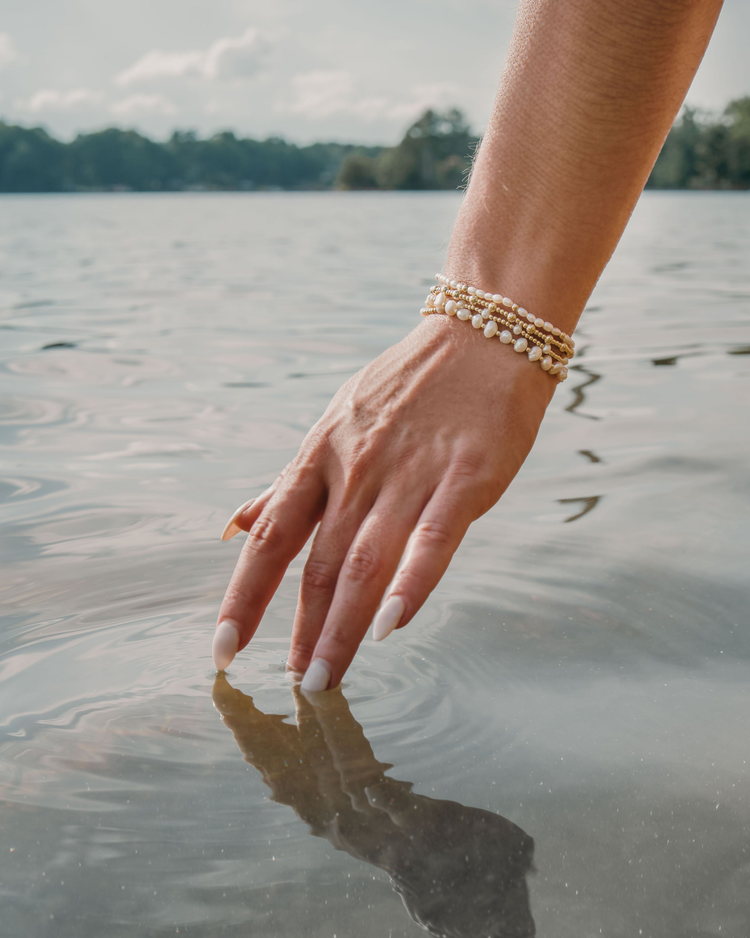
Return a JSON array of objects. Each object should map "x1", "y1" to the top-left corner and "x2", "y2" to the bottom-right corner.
[
  {"x1": 301, "y1": 658, "x2": 332, "y2": 693},
  {"x1": 221, "y1": 498, "x2": 254, "y2": 541},
  {"x1": 373, "y1": 596, "x2": 404, "y2": 642},
  {"x1": 212, "y1": 619, "x2": 240, "y2": 670},
  {"x1": 285, "y1": 667, "x2": 304, "y2": 684}
]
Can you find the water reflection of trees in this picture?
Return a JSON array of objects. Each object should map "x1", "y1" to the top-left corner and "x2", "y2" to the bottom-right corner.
[{"x1": 213, "y1": 675, "x2": 536, "y2": 938}]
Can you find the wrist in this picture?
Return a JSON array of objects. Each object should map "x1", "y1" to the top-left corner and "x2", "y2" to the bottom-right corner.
[
  {"x1": 414, "y1": 311, "x2": 558, "y2": 412},
  {"x1": 444, "y1": 206, "x2": 589, "y2": 339}
]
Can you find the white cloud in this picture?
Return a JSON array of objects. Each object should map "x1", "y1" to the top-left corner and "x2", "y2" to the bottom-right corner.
[
  {"x1": 287, "y1": 71, "x2": 463, "y2": 125},
  {"x1": 115, "y1": 27, "x2": 265, "y2": 87},
  {"x1": 288, "y1": 70, "x2": 355, "y2": 119},
  {"x1": 387, "y1": 82, "x2": 464, "y2": 122},
  {"x1": 26, "y1": 88, "x2": 103, "y2": 112},
  {"x1": 0, "y1": 32, "x2": 19, "y2": 68},
  {"x1": 110, "y1": 94, "x2": 176, "y2": 117}
]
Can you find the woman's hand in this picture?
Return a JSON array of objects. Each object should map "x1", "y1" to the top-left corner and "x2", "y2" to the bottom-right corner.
[
  {"x1": 212, "y1": 0, "x2": 722, "y2": 689},
  {"x1": 213, "y1": 313, "x2": 556, "y2": 690}
]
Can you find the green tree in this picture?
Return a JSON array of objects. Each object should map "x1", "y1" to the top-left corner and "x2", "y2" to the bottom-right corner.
[
  {"x1": 648, "y1": 108, "x2": 701, "y2": 188},
  {"x1": 336, "y1": 152, "x2": 379, "y2": 189},
  {"x1": 725, "y1": 96, "x2": 750, "y2": 187},
  {"x1": 375, "y1": 109, "x2": 476, "y2": 190},
  {"x1": 66, "y1": 128, "x2": 177, "y2": 190},
  {"x1": 0, "y1": 123, "x2": 66, "y2": 191}
]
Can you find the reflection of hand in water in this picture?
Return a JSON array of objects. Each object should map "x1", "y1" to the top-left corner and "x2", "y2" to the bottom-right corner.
[{"x1": 212, "y1": 675, "x2": 536, "y2": 938}]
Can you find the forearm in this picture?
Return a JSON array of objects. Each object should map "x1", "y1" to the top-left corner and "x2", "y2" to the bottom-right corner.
[{"x1": 447, "y1": 0, "x2": 723, "y2": 334}]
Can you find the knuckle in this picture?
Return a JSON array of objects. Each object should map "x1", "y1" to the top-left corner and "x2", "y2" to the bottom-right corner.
[
  {"x1": 288, "y1": 635, "x2": 317, "y2": 665},
  {"x1": 300, "y1": 559, "x2": 338, "y2": 595},
  {"x1": 393, "y1": 565, "x2": 428, "y2": 592},
  {"x1": 343, "y1": 544, "x2": 382, "y2": 582},
  {"x1": 450, "y1": 450, "x2": 487, "y2": 479},
  {"x1": 412, "y1": 518, "x2": 454, "y2": 550},
  {"x1": 244, "y1": 514, "x2": 285, "y2": 554},
  {"x1": 448, "y1": 450, "x2": 494, "y2": 490},
  {"x1": 344, "y1": 453, "x2": 374, "y2": 489},
  {"x1": 341, "y1": 431, "x2": 387, "y2": 489}
]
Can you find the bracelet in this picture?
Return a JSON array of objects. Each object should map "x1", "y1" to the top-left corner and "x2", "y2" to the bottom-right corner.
[{"x1": 421, "y1": 273, "x2": 574, "y2": 381}]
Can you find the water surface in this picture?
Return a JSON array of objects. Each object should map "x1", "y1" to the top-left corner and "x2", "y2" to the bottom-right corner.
[{"x1": 1, "y1": 192, "x2": 749, "y2": 937}]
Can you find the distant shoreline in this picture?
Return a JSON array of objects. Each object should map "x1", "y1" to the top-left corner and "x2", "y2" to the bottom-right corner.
[{"x1": 2, "y1": 101, "x2": 749, "y2": 193}]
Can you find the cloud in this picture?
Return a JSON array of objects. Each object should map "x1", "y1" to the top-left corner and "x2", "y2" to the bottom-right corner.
[
  {"x1": 287, "y1": 71, "x2": 463, "y2": 125},
  {"x1": 0, "y1": 32, "x2": 18, "y2": 69},
  {"x1": 26, "y1": 88, "x2": 103, "y2": 112},
  {"x1": 110, "y1": 94, "x2": 176, "y2": 117},
  {"x1": 387, "y1": 82, "x2": 464, "y2": 122},
  {"x1": 288, "y1": 70, "x2": 356, "y2": 119},
  {"x1": 115, "y1": 27, "x2": 265, "y2": 87}
]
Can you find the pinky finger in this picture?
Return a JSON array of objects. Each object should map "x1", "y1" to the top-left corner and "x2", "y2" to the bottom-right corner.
[{"x1": 372, "y1": 488, "x2": 473, "y2": 642}]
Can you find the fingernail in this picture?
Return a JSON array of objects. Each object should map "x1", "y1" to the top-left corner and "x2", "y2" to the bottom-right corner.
[
  {"x1": 300, "y1": 658, "x2": 331, "y2": 693},
  {"x1": 212, "y1": 619, "x2": 240, "y2": 670},
  {"x1": 373, "y1": 595, "x2": 405, "y2": 642},
  {"x1": 285, "y1": 667, "x2": 304, "y2": 684},
  {"x1": 221, "y1": 498, "x2": 255, "y2": 541}
]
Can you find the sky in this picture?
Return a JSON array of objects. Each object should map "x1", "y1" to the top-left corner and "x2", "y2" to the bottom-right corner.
[{"x1": 1, "y1": 0, "x2": 750, "y2": 145}]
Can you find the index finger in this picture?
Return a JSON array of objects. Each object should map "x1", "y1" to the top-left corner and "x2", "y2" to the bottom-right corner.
[{"x1": 213, "y1": 467, "x2": 325, "y2": 669}]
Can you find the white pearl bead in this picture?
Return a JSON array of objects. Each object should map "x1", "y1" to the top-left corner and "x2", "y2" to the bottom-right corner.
[
  {"x1": 457, "y1": 308, "x2": 471, "y2": 321},
  {"x1": 541, "y1": 356, "x2": 552, "y2": 371},
  {"x1": 543, "y1": 344, "x2": 551, "y2": 354},
  {"x1": 552, "y1": 327, "x2": 561, "y2": 336},
  {"x1": 468, "y1": 287, "x2": 476, "y2": 295},
  {"x1": 435, "y1": 292, "x2": 446, "y2": 310},
  {"x1": 475, "y1": 290, "x2": 485, "y2": 299},
  {"x1": 518, "y1": 307, "x2": 528, "y2": 317},
  {"x1": 567, "y1": 336, "x2": 576, "y2": 349},
  {"x1": 534, "y1": 318, "x2": 544, "y2": 329},
  {"x1": 513, "y1": 324, "x2": 523, "y2": 335},
  {"x1": 549, "y1": 362, "x2": 562, "y2": 375},
  {"x1": 528, "y1": 345, "x2": 542, "y2": 362},
  {"x1": 492, "y1": 294, "x2": 503, "y2": 304},
  {"x1": 544, "y1": 321, "x2": 553, "y2": 332},
  {"x1": 560, "y1": 366, "x2": 568, "y2": 379},
  {"x1": 425, "y1": 294, "x2": 435, "y2": 307},
  {"x1": 514, "y1": 337, "x2": 528, "y2": 353},
  {"x1": 526, "y1": 312, "x2": 535, "y2": 323},
  {"x1": 482, "y1": 308, "x2": 491, "y2": 320},
  {"x1": 471, "y1": 314, "x2": 484, "y2": 329},
  {"x1": 484, "y1": 320, "x2": 498, "y2": 338},
  {"x1": 458, "y1": 283, "x2": 466, "y2": 291},
  {"x1": 450, "y1": 280, "x2": 457, "y2": 288},
  {"x1": 503, "y1": 297, "x2": 513, "y2": 308},
  {"x1": 444, "y1": 300, "x2": 457, "y2": 315},
  {"x1": 499, "y1": 330, "x2": 513, "y2": 344}
]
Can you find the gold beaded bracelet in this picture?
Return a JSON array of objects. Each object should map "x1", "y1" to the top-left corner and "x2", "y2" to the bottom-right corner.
[{"x1": 420, "y1": 274, "x2": 574, "y2": 381}]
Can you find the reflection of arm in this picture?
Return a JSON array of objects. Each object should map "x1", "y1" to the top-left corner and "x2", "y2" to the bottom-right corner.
[
  {"x1": 213, "y1": 677, "x2": 536, "y2": 937},
  {"x1": 447, "y1": 0, "x2": 723, "y2": 336}
]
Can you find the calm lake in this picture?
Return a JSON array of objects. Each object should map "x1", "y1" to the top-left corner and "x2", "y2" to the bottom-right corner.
[{"x1": 1, "y1": 191, "x2": 749, "y2": 938}]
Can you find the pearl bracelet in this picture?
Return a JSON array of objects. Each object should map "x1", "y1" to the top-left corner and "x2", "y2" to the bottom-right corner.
[{"x1": 420, "y1": 274, "x2": 574, "y2": 381}]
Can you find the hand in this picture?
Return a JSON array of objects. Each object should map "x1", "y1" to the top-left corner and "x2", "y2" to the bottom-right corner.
[{"x1": 213, "y1": 313, "x2": 556, "y2": 689}]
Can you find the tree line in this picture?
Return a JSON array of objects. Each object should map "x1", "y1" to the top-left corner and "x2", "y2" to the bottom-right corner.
[{"x1": 1, "y1": 99, "x2": 748, "y2": 193}]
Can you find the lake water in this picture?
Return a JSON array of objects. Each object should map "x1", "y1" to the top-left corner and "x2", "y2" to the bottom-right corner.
[{"x1": 1, "y1": 191, "x2": 749, "y2": 938}]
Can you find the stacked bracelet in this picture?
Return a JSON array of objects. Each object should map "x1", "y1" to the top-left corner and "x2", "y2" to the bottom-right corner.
[{"x1": 420, "y1": 273, "x2": 574, "y2": 382}]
